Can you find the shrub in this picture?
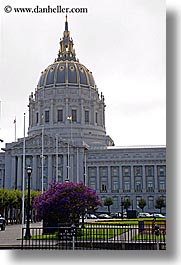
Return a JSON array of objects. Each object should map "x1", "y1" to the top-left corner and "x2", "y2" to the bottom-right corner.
[{"x1": 33, "y1": 181, "x2": 102, "y2": 225}]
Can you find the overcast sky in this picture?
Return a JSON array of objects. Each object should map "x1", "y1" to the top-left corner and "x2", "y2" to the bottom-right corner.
[{"x1": 0, "y1": 0, "x2": 166, "y2": 147}]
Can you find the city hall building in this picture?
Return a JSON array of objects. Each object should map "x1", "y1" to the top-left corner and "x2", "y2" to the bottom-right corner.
[{"x1": 0, "y1": 18, "x2": 166, "y2": 213}]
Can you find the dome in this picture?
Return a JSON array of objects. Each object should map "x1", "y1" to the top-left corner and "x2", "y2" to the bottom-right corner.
[
  {"x1": 37, "y1": 61, "x2": 96, "y2": 89},
  {"x1": 28, "y1": 16, "x2": 108, "y2": 148},
  {"x1": 37, "y1": 16, "x2": 96, "y2": 90}
]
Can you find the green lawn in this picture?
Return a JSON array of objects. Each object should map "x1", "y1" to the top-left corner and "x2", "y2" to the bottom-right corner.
[
  {"x1": 29, "y1": 218, "x2": 166, "y2": 241},
  {"x1": 78, "y1": 227, "x2": 127, "y2": 240},
  {"x1": 86, "y1": 218, "x2": 166, "y2": 226},
  {"x1": 30, "y1": 227, "x2": 127, "y2": 240},
  {"x1": 133, "y1": 234, "x2": 166, "y2": 241}
]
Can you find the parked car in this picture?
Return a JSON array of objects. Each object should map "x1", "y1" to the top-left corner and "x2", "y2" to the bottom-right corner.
[
  {"x1": 0, "y1": 215, "x2": 6, "y2": 231},
  {"x1": 137, "y1": 212, "x2": 152, "y2": 218},
  {"x1": 110, "y1": 212, "x2": 119, "y2": 218},
  {"x1": 86, "y1": 214, "x2": 97, "y2": 219},
  {"x1": 83, "y1": 214, "x2": 97, "y2": 219},
  {"x1": 110, "y1": 212, "x2": 127, "y2": 218},
  {"x1": 98, "y1": 214, "x2": 111, "y2": 219},
  {"x1": 151, "y1": 213, "x2": 166, "y2": 218}
]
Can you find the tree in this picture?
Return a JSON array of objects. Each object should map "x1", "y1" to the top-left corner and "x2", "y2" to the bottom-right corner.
[
  {"x1": 33, "y1": 181, "x2": 102, "y2": 225},
  {"x1": 0, "y1": 188, "x2": 41, "y2": 224},
  {"x1": 122, "y1": 198, "x2": 131, "y2": 212},
  {"x1": 155, "y1": 197, "x2": 166, "y2": 213},
  {"x1": 104, "y1": 197, "x2": 113, "y2": 215},
  {"x1": 138, "y1": 198, "x2": 147, "y2": 212}
]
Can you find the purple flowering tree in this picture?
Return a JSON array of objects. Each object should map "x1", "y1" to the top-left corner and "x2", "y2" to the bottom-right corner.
[{"x1": 33, "y1": 181, "x2": 102, "y2": 225}]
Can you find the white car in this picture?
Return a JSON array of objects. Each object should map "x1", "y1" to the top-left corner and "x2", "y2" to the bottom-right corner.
[
  {"x1": 98, "y1": 214, "x2": 111, "y2": 219},
  {"x1": 152, "y1": 213, "x2": 165, "y2": 218},
  {"x1": 137, "y1": 213, "x2": 152, "y2": 218},
  {"x1": 87, "y1": 214, "x2": 97, "y2": 219}
]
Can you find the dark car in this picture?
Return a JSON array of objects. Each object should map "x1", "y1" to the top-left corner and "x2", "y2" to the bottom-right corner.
[{"x1": 0, "y1": 215, "x2": 6, "y2": 231}]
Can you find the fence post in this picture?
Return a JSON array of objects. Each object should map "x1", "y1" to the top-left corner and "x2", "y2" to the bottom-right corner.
[
  {"x1": 71, "y1": 224, "x2": 76, "y2": 250},
  {"x1": 155, "y1": 224, "x2": 160, "y2": 250},
  {"x1": 138, "y1": 220, "x2": 144, "y2": 234}
]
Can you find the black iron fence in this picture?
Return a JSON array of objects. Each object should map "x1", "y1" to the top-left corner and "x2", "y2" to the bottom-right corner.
[{"x1": 21, "y1": 221, "x2": 166, "y2": 250}]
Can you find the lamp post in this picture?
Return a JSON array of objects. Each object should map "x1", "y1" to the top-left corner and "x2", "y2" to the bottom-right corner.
[{"x1": 24, "y1": 166, "x2": 32, "y2": 239}]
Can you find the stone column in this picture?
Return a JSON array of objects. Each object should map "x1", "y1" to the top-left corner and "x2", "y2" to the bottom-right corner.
[
  {"x1": 48, "y1": 155, "x2": 52, "y2": 184},
  {"x1": 119, "y1": 166, "x2": 123, "y2": 192},
  {"x1": 91, "y1": 103, "x2": 94, "y2": 125},
  {"x1": 11, "y1": 156, "x2": 16, "y2": 189},
  {"x1": 80, "y1": 99, "x2": 84, "y2": 125},
  {"x1": 78, "y1": 149, "x2": 84, "y2": 183},
  {"x1": 76, "y1": 148, "x2": 79, "y2": 183},
  {"x1": 154, "y1": 165, "x2": 158, "y2": 192},
  {"x1": 131, "y1": 165, "x2": 134, "y2": 192},
  {"x1": 142, "y1": 166, "x2": 146, "y2": 192},
  {"x1": 50, "y1": 99, "x2": 54, "y2": 125},
  {"x1": 96, "y1": 166, "x2": 99, "y2": 192},
  {"x1": 32, "y1": 156, "x2": 37, "y2": 190},
  {"x1": 38, "y1": 101, "x2": 41, "y2": 126},
  {"x1": 70, "y1": 154, "x2": 74, "y2": 183},
  {"x1": 107, "y1": 166, "x2": 111, "y2": 193},
  {"x1": 63, "y1": 154, "x2": 67, "y2": 181},
  {"x1": 17, "y1": 156, "x2": 22, "y2": 190},
  {"x1": 65, "y1": 98, "x2": 69, "y2": 124}
]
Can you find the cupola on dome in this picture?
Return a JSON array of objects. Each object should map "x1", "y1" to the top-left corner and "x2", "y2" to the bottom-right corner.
[{"x1": 37, "y1": 16, "x2": 96, "y2": 89}]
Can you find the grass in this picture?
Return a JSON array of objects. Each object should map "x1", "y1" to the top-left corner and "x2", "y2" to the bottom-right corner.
[
  {"x1": 30, "y1": 227, "x2": 127, "y2": 240},
  {"x1": 31, "y1": 233, "x2": 57, "y2": 240},
  {"x1": 133, "y1": 234, "x2": 166, "y2": 241},
  {"x1": 27, "y1": 218, "x2": 166, "y2": 241},
  {"x1": 78, "y1": 227, "x2": 127, "y2": 240},
  {"x1": 87, "y1": 218, "x2": 166, "y2": 226}
]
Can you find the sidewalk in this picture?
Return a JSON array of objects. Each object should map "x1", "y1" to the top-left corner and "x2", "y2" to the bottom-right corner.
[{"x1": 0, "y1": 222, "x2": 41, "y2": 249}]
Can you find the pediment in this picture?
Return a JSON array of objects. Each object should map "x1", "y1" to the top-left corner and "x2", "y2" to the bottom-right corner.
[{"x1": 9, "y1": 134, "x2": 70, "y2": 151}]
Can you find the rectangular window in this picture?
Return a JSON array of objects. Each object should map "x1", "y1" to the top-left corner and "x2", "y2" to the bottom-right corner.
[
  {"x1": 112, "y1": 181, "x2": 119, "y2": 192},
  {"x1": 101, "y1": 183, "x2": 107, "y2": 192},
  {"x1": 88, "y1": 167, "x2": 96, "y2": 177},
  {"x1": 122, "y1": 166, "x2": 131, "y2": 177},
  {"x1": 136, "y1": 196, "x2": 142, "y2": 209},
  {"x1": 99, "y1": 166, "x2": 108, "y2": 177},
  {"x1": 72, "y1": 109, "x2": 77, "y2": 122},
  {"x1": 36, "y1": 112, "x2": 39, "y2": 124},
  {"x1": 111, "y1": 166, "x2": 119, "y2": 177},
  {"x1": 148, "y1": 196, "x2": 154, "y2": 209},
  {"x1": 134, "y1": 166, "x2": 142, "y2": 176},
  {"x1": 89, "y1": 178, "x2": 96, "y2": 190},
  {"x1": 45, "y1": 110, "x2": 49, "y2": 123},
  {"x1": 95, "y1": 112, "x2": 98, "y2": 124},
  {"x1": 85, "y1": 110, "x2": 89, "y2": 123},
  {"x1": 57, "y1": 109, "x2": 63, "y2": 122},
  {"x1": 112, "y1": 197, "x2": 119, "y2": 209},
  {"x1": 157, "y1": 166, "x2": 166, "y2": 176},
  {"x1": 135, "y1": 181, "x2": 142, "y2": 192},
  {"x1": 145, "y1": 166, "x2": 154, "y2": 177},
  {"x1": 124, "y1": 181, "x2": 130, "y2": 192},
  {"x1": 159, "y1": 181, "x2": 166, "y2": 191},
  {"x1": 147, "y1": 181, "x2": 154, "y2": 192}
]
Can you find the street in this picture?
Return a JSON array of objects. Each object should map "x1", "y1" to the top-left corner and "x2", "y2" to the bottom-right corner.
[{"x1": 0, "y1": 222, "x2": 41, "y2": 249}]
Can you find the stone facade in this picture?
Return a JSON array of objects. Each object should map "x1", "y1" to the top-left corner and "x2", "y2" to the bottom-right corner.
[{"x1": 0, "y1": 17, "x2": 166, "y2": 214}]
